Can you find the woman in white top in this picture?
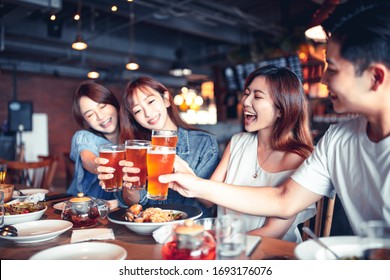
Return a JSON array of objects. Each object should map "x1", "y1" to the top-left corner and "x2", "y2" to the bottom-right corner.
[{"x1": 208, "y1": 65, "x2": 315, "y2": 242}]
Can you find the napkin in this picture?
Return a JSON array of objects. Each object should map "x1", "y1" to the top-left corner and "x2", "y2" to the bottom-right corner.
[
  {"x1": 153, "y1": 225, "x2": 174, "y2": 244},
  {"x1": 71, "y1": 228, "x2": 115, "y2": 243},
  {"x1": 24, "y1": 193, "x2": 45, "y2": 203},
  {"x1": 152, "y1": 225, "x2": 262, "y2": 256}
]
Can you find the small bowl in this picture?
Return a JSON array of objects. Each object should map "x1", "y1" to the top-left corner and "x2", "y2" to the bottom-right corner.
[
  {"x1": 4, "y1": 206, "x2": 47, "y2": 225},
  {"x1": 0, "y1": 184, "x2": 14, "y2": 203}
]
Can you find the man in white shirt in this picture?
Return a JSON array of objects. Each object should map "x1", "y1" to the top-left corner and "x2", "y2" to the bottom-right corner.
[{"x1": 160, "y1": 1, "x2": 390, "y2": 236}]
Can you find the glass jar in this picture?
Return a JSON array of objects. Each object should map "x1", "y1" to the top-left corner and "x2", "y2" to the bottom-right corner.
[{"x1": 162, "y1": 220, "x2": 216, "y2": 260}]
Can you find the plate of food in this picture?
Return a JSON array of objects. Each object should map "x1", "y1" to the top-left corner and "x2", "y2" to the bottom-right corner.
[
  {"x1": 29, "y1": 242, "x2": 127, "y2": 260},
  {"x1": 0, "y1": 220, "x2": 73, "y2": 243},
  {"x1": 12, "y1": 188, "x2": 49, "y2": 199},
  {"x1": 108, "y1": 204, "x2": 202, "y2": 235},
  {"x1": 3, "y1": 201, "x2": 47, "y2": 225},
  {"x1": 294, "y1": 236, "x2": 364, "y2": 260}
]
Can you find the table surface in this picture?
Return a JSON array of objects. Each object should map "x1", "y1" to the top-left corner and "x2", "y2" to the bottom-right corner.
[{"x1": 0, "y1": 192, "x2": 297, "y2": 260}]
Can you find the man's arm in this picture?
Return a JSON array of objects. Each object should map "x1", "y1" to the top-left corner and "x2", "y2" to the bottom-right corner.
[{"x1": 160, "y1": 174, "x2": 322, "y2": 219}]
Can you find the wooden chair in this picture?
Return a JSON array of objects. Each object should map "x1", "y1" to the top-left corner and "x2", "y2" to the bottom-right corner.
[
  {"x1": 62, "y1": 152, "x2": 74, "y2": 189},
  {"x1": 6, "y1": 157, "x2": 57, "y2": 190},
  {"x1": 37, "y1": 155, "x2": 59, "y2": 190},
  {"x1": 301, "y1": 195, "x2": 337, "y2": 241}
]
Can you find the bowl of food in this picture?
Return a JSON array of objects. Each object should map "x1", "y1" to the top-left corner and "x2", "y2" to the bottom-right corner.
[
  {"x1": 3, "y1": 201, "x2": 47, "y2": 225},
  {"x1": 108, "y1": 204, "x2": 202, "y2": 235},
  {"x1": 0, "y1": 184, "x2": 14, "y2": 203}
]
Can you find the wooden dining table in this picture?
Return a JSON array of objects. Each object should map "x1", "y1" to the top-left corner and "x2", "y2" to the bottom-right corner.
[{"x1": 0, "y1": 191, "x2": 297, "y2": 260}]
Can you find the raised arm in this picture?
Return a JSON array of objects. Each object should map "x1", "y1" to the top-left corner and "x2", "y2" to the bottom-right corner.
[{"x1": 160, "y1": 173, "x2": 322, "y2": 219}]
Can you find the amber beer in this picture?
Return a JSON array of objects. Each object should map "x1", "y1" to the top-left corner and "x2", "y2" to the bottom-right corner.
[
  {"x1": 99, "y1": 143, "x2": 125, "y2": 192},
  {"x1": 147, "y1": 145, "x2": 176, "y2": 200},
  {"x1": 151, "y1": 130, "x2": 178, "y2": 148},
  {"x1": 125, "y1": 140, "x2": 151, "y2": 190},
  {"x1": 0, "y1": 163, "x2": 6, "y2": 184}
]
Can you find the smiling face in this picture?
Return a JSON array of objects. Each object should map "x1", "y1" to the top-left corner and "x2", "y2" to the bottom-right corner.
[
  {"x1": 241, "y1": 76, "x2": 280, "y2": 133},
  {"x1": 79, "y1": 96, "x2": 119, "y2": 141},
  {"x1": 321, "y1": 40, "x2": 373, "y2": 114},
  {"x1": 130, "y1": 86, "x2": 175, "y2": 131}
]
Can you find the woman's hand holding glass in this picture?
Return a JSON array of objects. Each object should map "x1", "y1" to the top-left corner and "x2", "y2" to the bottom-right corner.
[{"x1": 96, "y1": 158, "x2": 140, "y2": 190}]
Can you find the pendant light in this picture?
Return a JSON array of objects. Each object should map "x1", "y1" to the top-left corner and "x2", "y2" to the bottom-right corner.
[
  {"x1": 169, "y1": 47, "x2": 192, "y2": 76},
  {"x1": 72, "y1": 1, "x2": 88, "y2": 51},
  {"x1": 126, "y1": 1, "x2": 139, "y2": 70}
]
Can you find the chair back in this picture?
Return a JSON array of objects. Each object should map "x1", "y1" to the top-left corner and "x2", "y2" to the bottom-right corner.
[
  {"x1": 62, "y1": 152, "x2": 74, "y2": 189},
  {"x1": 301, "y1": 195, "x2": 336, "y2": 241},
  {"x1": 37, "y1": 155, "x2": 59, "y2": 190},
  {"x1": 6, "y1": 157, "x2": 56, "y2": 190}
]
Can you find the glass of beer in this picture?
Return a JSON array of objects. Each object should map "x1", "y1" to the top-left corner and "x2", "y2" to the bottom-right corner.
[
  {"x1": 151, "y1": 130, "x2": 178, "y2": 148},
  {"x1": 125, "y1": 140, "x2": 151, "y2": 190},
  {"x1": 99, "y1": 143, "x2": 125, "y2": 192},
  {"x1": 146, "y1": 145, "x2": 176, "y2": 200},
  {"x1": 0, "y1": 163, "x2": 6, "y2": 184}
]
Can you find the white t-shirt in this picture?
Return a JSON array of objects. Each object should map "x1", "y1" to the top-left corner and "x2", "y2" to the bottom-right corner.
[
  {"x1": 292, "y1": 116, "x2": 390, "y2": 235},
  {"x1": 218, "y1": 132, "x2": 316, "y2": 243}
]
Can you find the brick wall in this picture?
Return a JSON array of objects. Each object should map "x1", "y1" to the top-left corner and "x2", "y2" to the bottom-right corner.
[{"x1": 0, "y1": 71, "x2": 125, "y2": 190}]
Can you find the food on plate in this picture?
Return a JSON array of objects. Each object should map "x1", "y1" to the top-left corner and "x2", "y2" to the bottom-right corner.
[
  {"x1": 124, "y1": 204, "x2": 183, "y2": 223},
  {"x1": 2, "y1": 201, "x2": 46, "y2": 215}
]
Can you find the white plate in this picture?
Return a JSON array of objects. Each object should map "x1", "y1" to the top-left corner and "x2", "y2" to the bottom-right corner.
[
  {"x1": 294, "y1": 236, "x2": 364, "y2": 260},
  {"x1": 108, "y1": 204, "x2": 203, "y2": 235},
  {"x1": 4, "y1": 206, "x2": 47, "y2": 225},
  {"x1": 12, "y1": 188, "x2": 49, "y2": 199},
  {"x1": 29, "y1": 242, "x2": 127, "y2": 260},
  {"x1": 0, "y1": 220, "x2": 73, "y2": 243}
]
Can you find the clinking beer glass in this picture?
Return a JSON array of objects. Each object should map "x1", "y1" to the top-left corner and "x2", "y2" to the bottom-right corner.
[
  {"x1": 125, "y1": 140, "x2": 151, "y2": 190},
  {"x1": 151, "y1": 130, "x2": 178, "y2": 148},
  {"x1": 99, "y1": 143, "x2": 125, "y2": 192},
  {"x1": 146, "y1": 145, "x2": 176, "y2": 200}
]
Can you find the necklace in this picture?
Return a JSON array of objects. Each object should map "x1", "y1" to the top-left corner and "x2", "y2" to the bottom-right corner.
[{"x1": 253, "y1": 149, "x2": 274, "y2": 178}]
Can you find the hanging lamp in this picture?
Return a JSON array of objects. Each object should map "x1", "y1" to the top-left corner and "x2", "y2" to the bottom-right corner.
[
  {"x1": 72, "y1": 1, "x2": 87, "y2": 50},
  {"x1": 125, "y1": 1, "x2": 139, "y2": 70}
]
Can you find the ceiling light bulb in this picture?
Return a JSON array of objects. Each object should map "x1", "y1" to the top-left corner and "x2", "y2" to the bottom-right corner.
[
  {"x1": 72, "y1": 35, "x2": 88, "y2": 50},
  {"x1": 126, "y1": 60, "x2": 139, "y2": 70},
  {"x1": 305, "y1": 25, "x2": 327, "y2": 43},
  {"x1": 87, "y1": 70, "x2": 99, "y2": 79}
]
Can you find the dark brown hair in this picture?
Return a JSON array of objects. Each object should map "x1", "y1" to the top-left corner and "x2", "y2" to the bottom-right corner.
[
  {"x1": 119, "y1": 76, "x2": 200, "y2": 143},
  {"x1": 243, "y1": 65, "x2": 313, "y2": 158},
  {"x1": 72, "y1": 80, "x2": 120, "y2": 139}
]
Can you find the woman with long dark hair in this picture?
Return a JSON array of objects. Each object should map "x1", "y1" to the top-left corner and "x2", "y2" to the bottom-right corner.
[
  {"x1": 103, "y1": 77, "x2": 219, "y2": 217},
  {"x1": 67, "y1": 80, "x2": 120, "y2": 200}
]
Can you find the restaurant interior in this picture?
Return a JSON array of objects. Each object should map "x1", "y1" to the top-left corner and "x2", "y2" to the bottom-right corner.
[{"x1": 0, "y1": 0, "x2": 361, "y2": 260}]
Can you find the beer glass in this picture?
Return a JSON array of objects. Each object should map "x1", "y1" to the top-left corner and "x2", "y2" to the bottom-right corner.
[
  {"x1": 151, "y1": 130, "x2": 178, "y2": 148},
  {"x1": 99, "y1": 143, "x2": 125, "y2": 192},
  {"x1": 0, "y1": 163, "x2": 7, "y2": 184},
  {"x1": 125, "y1": 140, "x2": 151, "y2": 190},
  {"x1": 146, "y1": 145, "x2": 176, "y2": 200}
]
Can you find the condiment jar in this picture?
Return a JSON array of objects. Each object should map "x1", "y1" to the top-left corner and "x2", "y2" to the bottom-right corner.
[
  {"x1": 162, "y1": 220, "x2": 216, "y2": 260},
  {"x1": 61, "y1": 193, "x2": 109, "y2": 228}
]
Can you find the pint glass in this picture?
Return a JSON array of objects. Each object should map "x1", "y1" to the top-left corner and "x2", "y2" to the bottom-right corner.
[
  {"x1": 151, "y1": 130, "x2": 178, "y2": 148},
  {"x1": 146, "y1": 145, "x2": 176, "y2": 200},
  {"x1": 99, "y1": 143, "x2": 125, "y2": 192},
  {"x1": 125, "y1": 140, "x2": 151, "y2": 190}
]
